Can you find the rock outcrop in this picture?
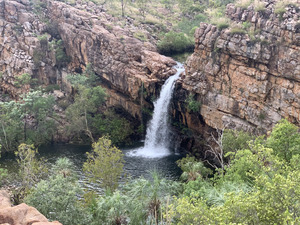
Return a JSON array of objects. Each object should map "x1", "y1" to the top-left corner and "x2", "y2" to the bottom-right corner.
[
  {"x1": 174, "y1": 1, "x2": 300, "y2": 137},
  {"x1": 0, "y1": 0, "x2": 176, "y2": 119},
  {"x1": 0, "y1": 190, "x2": 62, "y2": 225}
]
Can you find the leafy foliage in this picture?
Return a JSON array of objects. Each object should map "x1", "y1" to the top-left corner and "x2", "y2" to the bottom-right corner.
[
  {"x1": 66, "y1": 65, "x2": 106, "y2": 142},
  {"x1": 185, "y1": 94, "x2": 201, "y2": 113},
  {"x1": 91, "y1": 172, "x2": 181, "y2": 225},
  {"x1": 267, "y1": 119, "x2": 300, "y2": 162},
  {"x1": 176, "y1": 156, "x2": 212, "y2": 181},
  {"x1": 93, "y1": 110, "x2": 134, "y2": 146},
  {"x1": 0, "y1": 91, "x2": 56, "y2": 151},
  {"x1": 26, "y1": 158, "x2": 91, "y2": 225},
  {"x1": 157, "y1": 32, "x2": 194, "y2": 54},
  {"x1": 222, "y1": 129, "x2": 254, "y2": 159},
  {"x1": 15, "y1": 144, "x2": 47, "y2": 191},
  {"x1": 165, "y1": 119, "x2": 300, "y2": 224},
  {"x1": 83, "y1": 136, "x2": 124, "y2": 191}
]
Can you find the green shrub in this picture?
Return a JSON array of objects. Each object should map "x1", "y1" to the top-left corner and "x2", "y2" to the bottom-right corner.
[
  {"x1": 242, "y1": 21, "x2": 251, "y2": 30},
  {"x1": 14, "y1": 144, "x2": 48, "y2": 195},
  {"x1": 222, "y1": 129, "x2": 254, "y2": 159},
  {"x1": 26, "y1": 159, "x2": 91, "y2": 225},
  {"x1": 133, "y1": 31, "x2": 147, "y2": 41},
  {"x1": 83, "y1": 137, "x2": 124, "y2": 191},
  {"x1": 235, "y1": 0, "x2": 253, "y2": 9},
  {"x1": 267, "y1": 119, "x2": 300, "y2": 162},
  {"x1": 211, "y1": 17, "x2": 230, "y2": 30},
  {"x1": 253, "y1": 0, "x2": 266, "y2": 12},
  {"x1": 55, "y1": 40, "x2": 69, "y2": 68},
  {"x1": 177, "y1": 156, "x2": 212, "y2": 181},
  {"x1": 93, "y1": 110, "x2": 134, "y2": 146},
  {"x1": 230, "y1": 27, "x2": 246, "y2": 35},
  {"x1": 44, "y1": 84, "x2": 60, "y2": 93},
  {"x1": 33, "y1": 49, "x2": 46, "y2": 67},
  {"x1": 0, "y1": 168, "x2": 8, "y2": 187},
  {"x1": 274, "y1": 1, "x2": 286, "y2": 17},
  {"x1": 157, "y1": 32, "x2": 194, "y2": 54},
  {"x1": 185, "y1": 94, "x2": 201, "y2": 113},
  {"x1": 14, "y1": 73, "x2": 32, "y2": 87}
]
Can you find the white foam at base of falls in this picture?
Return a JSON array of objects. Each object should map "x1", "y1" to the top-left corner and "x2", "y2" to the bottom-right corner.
[{"x1": 127, "y1": 62, "x2": 185, "y2": 158}]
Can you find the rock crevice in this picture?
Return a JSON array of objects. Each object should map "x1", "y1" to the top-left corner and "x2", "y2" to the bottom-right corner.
[{"x1": 175, "y1": 1, "x2": 299, "y2": 135}]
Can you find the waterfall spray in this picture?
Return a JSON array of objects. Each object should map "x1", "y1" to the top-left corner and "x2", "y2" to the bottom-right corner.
[{"x1": 128, "y1": 62, "x2": 185, "y2": 158}]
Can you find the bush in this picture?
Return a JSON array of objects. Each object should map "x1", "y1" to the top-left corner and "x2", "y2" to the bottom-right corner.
[
  {"x1": 93, "y1": 110, "x2": 134, "y2": 146},
  {"x1": 230, "y1": 27, "x2": 246, "y2": 35},
  {"x1": 83, "y1": 137, "x2": 124, "y2": 191},
  {"x1": 267, "y1": 119, "x2": 300, "y2": 162},
  {"x1": 25, "y1": 160, "x2": 90, "y2": 225},
  {"x1": 133, "y1": 31, "x2": 147, "y2": 41},
  {"x1": 253, "y1": 0, "x2": 266, "y2": 12},
  {"x1": 158, "y1": 32, "x2": 194, "y2": 55},
  {"x1": 235, "y1": 0, "x2": 253, "y2": 9},
  {"x1": 274, "y1": 0, "x2": 287, "y2": 17},
  {"x1": 185, "y1": 94, "x2": 201, "y2": 113},
  {"x1": 210, "y1": 16, "x2": 230, "y2": 30},
  {"x1": 55, "y1": 40, "x2": 69, "y2": 68},
  {"x1": 33, "y1": 49, "x2": 46, "y2": 67},
  {"x1": 222, "y1": 129, "x2": 254, "y2": 159}
]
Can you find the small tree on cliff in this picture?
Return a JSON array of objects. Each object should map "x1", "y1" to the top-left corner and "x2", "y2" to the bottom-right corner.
[
  {"x1": 83, "y1": 136, "x2": 124, "y2": 191},
  {"x1": 66, "y1": 65, "x2": 106, "y2": 143}
]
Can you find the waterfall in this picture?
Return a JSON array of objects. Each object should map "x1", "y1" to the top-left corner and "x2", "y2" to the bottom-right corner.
[{"x1": 128, "y1": 62, "x2": 185, "y2": 158}]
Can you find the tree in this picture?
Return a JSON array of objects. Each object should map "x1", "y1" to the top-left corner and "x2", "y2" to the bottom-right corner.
[
  {"x1": 66, "y1": 66, "x2": 106, "y2": 143},
  {"x1": 83, "y1": 136, "x2": 124, "y2": 191},
  {"x1": 0, "y1": 90, "x2": 56, "y2": 151},
  {"x1": 25, "y1": 158, "x2": 91, "y2": 225},
  {"x1": 15, "y1": 144, "x2": 47, "y2": 190},
  {"x1": 93, "y1": 110, "x2": 134, "y2": 146},
  {"x1": 267, "y1": 119, "x2": 300, "y2": 162}
]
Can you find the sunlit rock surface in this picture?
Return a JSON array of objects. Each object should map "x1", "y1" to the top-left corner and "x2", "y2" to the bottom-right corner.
[
  {"x1": 174, "y1": 1, "x2": 300, "y2": 135},
  {"x1": 0, "y1": 190, "x2": 62, "y2": 225},
  {"x1": 0, "y1": 0, "x2": 176, "y2": 119}
]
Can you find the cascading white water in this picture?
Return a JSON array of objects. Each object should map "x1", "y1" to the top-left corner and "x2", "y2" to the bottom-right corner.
[{"x1": 128, "y1": 62, "x2": 185, "y2": 158}]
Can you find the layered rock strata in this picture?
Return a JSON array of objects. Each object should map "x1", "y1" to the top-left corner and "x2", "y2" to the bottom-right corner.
[
  {"x1": 175, "y1": 1, "x2": 300, "y2": 136},
  {"x1": 0, "y1": 0, "x2": 176, "y2": 119}
]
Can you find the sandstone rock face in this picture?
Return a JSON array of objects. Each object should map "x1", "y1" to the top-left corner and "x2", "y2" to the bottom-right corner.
[
  {"x1": 0, "y1": 190, "x2": 62, "y2": 225},
  {"x1": 0, "y1": 0, "x2": 60, "y2": 98},
  {"x1": 0, "y1": 0, "x2": 176, "y2": 119},
  {"x1": 46, "y1": 0, "x2": 176, "y2": 118},
  {"x1": 175, "y1": 1, "x2": 300, "y2": 134}
]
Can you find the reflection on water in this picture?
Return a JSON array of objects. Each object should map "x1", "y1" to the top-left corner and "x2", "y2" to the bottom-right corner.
[{"x1": 0, "y1": 143, "x2": 183, "y2": 192}]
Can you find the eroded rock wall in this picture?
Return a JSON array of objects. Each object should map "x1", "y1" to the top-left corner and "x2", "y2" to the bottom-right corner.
[
  {"x1": 0, "y1": 0, "x2": 176, "y2": 119},
  {"x1": 175, "y1": 1, "x2": 300, "y2": 136}
]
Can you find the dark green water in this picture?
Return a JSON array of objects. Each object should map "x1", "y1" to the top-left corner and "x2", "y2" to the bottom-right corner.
[{"x1": 0, "y1": 143, "x2": 183, "y2": 192}]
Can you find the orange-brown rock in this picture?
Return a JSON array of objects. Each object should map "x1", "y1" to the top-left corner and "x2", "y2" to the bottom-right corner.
[
  {"x1": 0, "y1": 190, "x2": 62, "y2": 225},
  {"x1": 175, "y1": 1, "x2": 300, "y2": 134},
  {"x1": 0, "y1": 0, "x2": 176, "y2": 119}
]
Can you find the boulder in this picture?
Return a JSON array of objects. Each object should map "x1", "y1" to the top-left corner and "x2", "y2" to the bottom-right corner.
[{"x1": 0, "y1": 190, "x2": 62, "y2": 225}]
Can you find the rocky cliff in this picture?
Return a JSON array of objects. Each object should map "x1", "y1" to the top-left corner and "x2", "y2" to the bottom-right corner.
[
  {"x1": 0, "y1": 0, "x2": 176, "y2": 119},
  {"x1": 0, "y1": 190, "x2": 62, "y2": 225},
  {"x1": 174, "y1": 1, "x2": 299, "y2": 142}
]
